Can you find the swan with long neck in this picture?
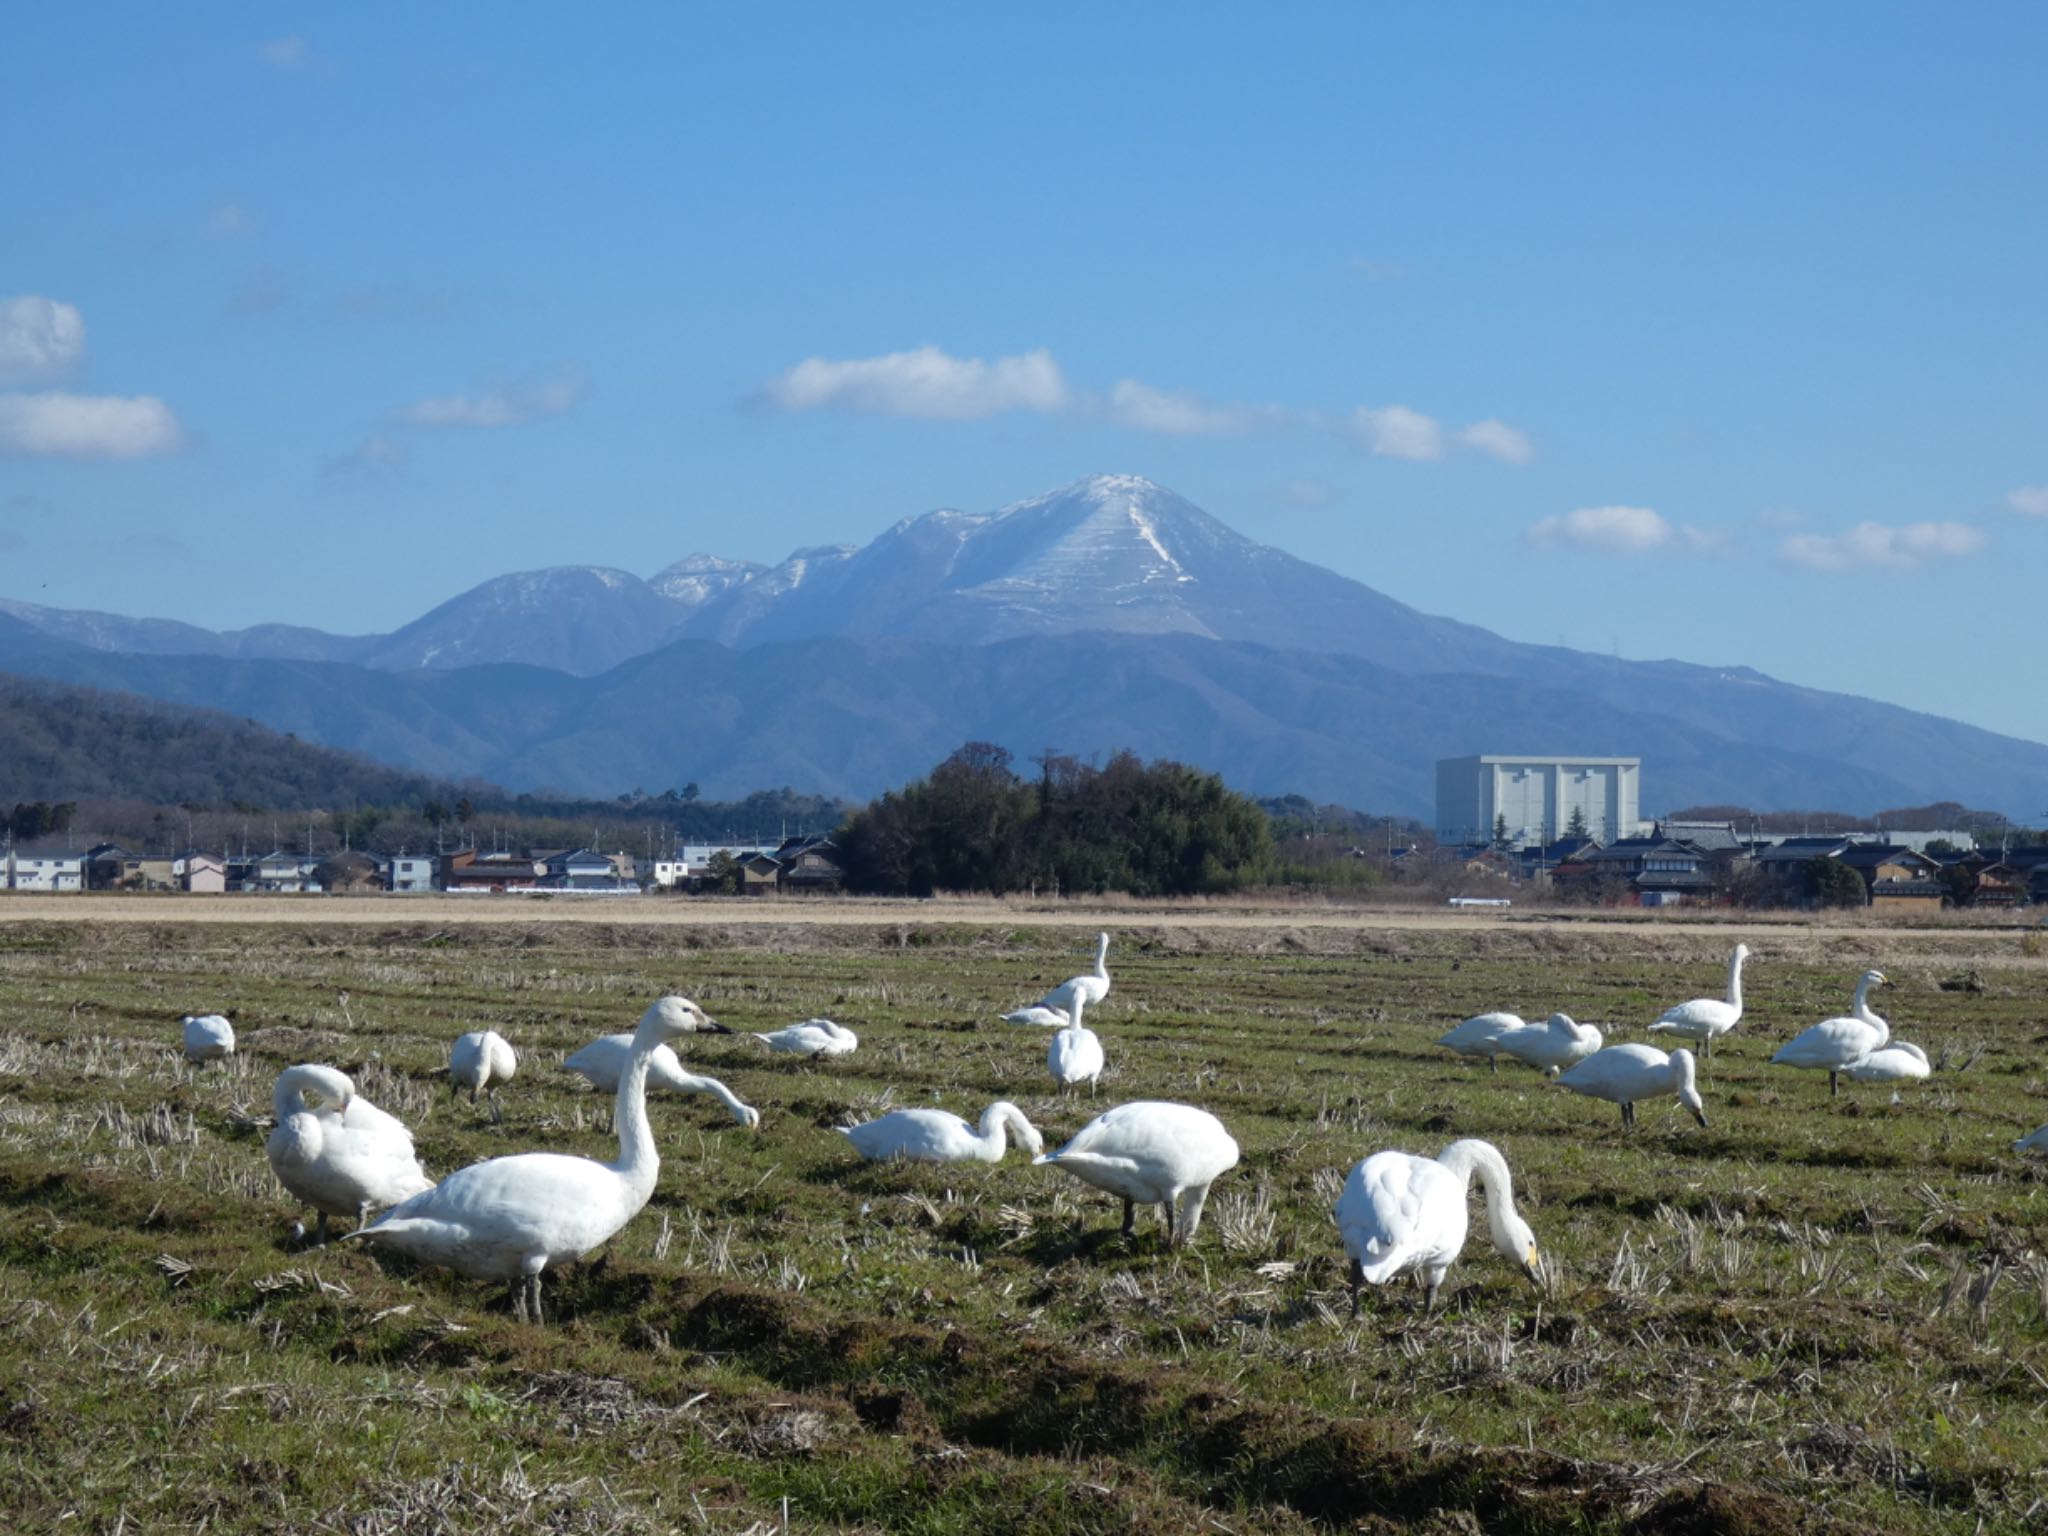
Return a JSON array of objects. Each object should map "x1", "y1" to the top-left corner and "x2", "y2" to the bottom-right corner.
[
  {"x1": 562, "y1": 1029, "x2": 758, "y2": 1128},
  {"x1": 839, "y1": 1101, "x2": 1042, "y2": 1163},
  {"x1": 1047, "y1": 991, "x2": 1106, "y2": 1094},
  {"x1": 1336, "y1": 1138, "x2": 1546, "y2": 1315},
  {"x1": 1771, "y1": 969, "x2": 1889, "y2": 1097},
  {"x1": 347, "y1": 995, "x2": 720, "y2": 1323},
  {"x1": 1493, "y1": 1013, "x2": 1603, "y2": 1077},
  {"x1": 266, "y1": 1064, "x2": 434, "y2": 1244},
  {"x1": 1556, "y1": 1043, "x2": 1708, "y2": 1130},
  {"x1": 1033, "y1": 1101, "x2": 1239, "y2": 1246},
  {"x1": 1648, "y1": 943, "x2": 1751, "y2": 1056},
  {"x1": 1028, "y1": 932, "x2": 1112, "y2": 1017}
]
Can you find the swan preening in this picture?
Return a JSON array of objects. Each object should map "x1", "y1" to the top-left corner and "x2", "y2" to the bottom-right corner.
[
  {"x1": 266, "y1": 1064, "x2": 434, "y2": 1244},
  {"x1": 182, "y1": 1013, "x2": 235, "y2": 1064},
  {"x1": 1048, "y1": 992, "x2": 1106, "y2": 1093},
  {"x1": 839, "y1": 1101, "x2": 1042, "y2": 1163},
  {"x1": 563, "y1": 1032, "x2": 760, "y2": 1129},
  {"x1": 1496, "y1": 1014, "x2": 1603, "y2": 1076},
  {"x1": 1772, "y1": 969, "x2": 1888, "y2": 1097},
  {"x1": 1557, "y1": 1044, "x2": 1708, "y2": 1130},
  {"x1": 1034, "y1": 1101, "x2": 1239, "y2": 1246},
  {"x1": 1335, "y1": 1138, "x2": 1545, "y2": 1315},
  {"x1": 349, "y1": 995, "x2": 722, "y2": 1323},
  {"x1": 1648, "y1": 942, "x2": 1752, "y2": 1056},
  {"x1": 450, "y1": 1029, "x2": 517, "y2": 1121},
  {"x1": 752, "y1": 1018, "x2": 859, "y2": 1057}
]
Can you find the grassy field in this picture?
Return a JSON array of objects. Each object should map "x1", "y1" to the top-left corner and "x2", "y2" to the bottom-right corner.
[{"x1": 1, "y1": 908, "x2": 2045, "y2": 1534}]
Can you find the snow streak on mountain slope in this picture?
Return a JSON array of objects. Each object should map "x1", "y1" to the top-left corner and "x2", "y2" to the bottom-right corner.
[{"x1": 357, "y1": 566, "x2": 689, "y2": 675}]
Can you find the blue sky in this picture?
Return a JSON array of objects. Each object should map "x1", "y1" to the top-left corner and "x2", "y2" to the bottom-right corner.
[{"x1": 4, "y1": 5, "x2": 2047, "y2": 754}]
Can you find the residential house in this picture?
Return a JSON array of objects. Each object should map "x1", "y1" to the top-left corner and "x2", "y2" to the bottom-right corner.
[
  {"x1": 543, "y1": 849, "x2": 641, "y2": 892},
  {"x1": 738, "y1": 851, "x2": 783, "y2": 896},
  {"x1": 773, "y1": 835, "x2": 844, "y2": 894},
  {"x1": 386, "y1": 854, "x2": 435, "y2": 893},
  {"x1": 1552, "y1": 836, "x2": 1718, "y2": 905},
  {"x1": 240, "y1": 851, "x2": 324, "y2": 893},
  {"x1": 176, "y1": 852, "x2": 227, "y2": 894},
  {"x1": 4, "y1": 846, "x2": 85, "y2": 891},
  {"x1": 1834, "y1": 845, "x2": 1945, "y2": 908},
  {"x1": 313, "y1": 850, "x2": 383, "y2": 893},
  {"x1": 86, "y1": 845, "x2": 179, "y2": 891},
  {"x1": 440, "y1": 850, "x2": 546, "y2": 892}
]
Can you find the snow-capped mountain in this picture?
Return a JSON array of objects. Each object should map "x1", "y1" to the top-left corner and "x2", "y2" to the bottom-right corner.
[{"x1": 354, "y1": 566, "x2": 690, "y2": 675}]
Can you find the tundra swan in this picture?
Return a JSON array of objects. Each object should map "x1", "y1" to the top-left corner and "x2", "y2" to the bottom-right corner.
[
  {"x1": 1335, "y1": 1138, "x2": 1546, "y2": 1315},
  {"x1": 1434, "y1": 1012, "x2": 1524, "y2": 1072},
  {"x1": 1002, "y1": 1003, "x2": 1072, "y2": 1028},
  {"x1": 1557, "y1": 1043, "x2": 1708, "y2": 1130},
  {"x1": 1841, "y1": 1040, "x2": 1930, "y2": 1087},
  {"x1": 1493, "y1": 1013, "x2": 1603, "y2": 1077},
  {"x1": 347, "y1": 995, "x2": 722, "y2": 1323},
  {"x1": 563, "y1": 1032, "x2": 759, "y2": 1128},
  {"x1": 1647, "y1": 942, "x2": 1752, "y2": 1057},
  {"x1": 182, "y1": 1013, "x2": 235, "y2": 1064},
  {"x1": 266, "y1": 1064, "x2": 434, "y2": 1244},
  {"x1": 1047, "y1": 991, "x2": 1106, "y2": 1094},
  {"x1": 1771, "y1": 969, "x2": 1888, "y2": 1098},
  {"x1": 1033, "y1": 1101, "x2": 1239, "y2": 1246},
  {"x1": 839, "y1": 1101, "x2": 1041, "y2": 1163},
  {"x1": 1029, "y1": 932, "x2": 1112, "y2": 1017},
  {"x1": 450, "y1": 1029, "x2": 517, "y2": 1122},
  {"x1": 752, "y1": 1018, "x2": 859, "y2": 1057}
]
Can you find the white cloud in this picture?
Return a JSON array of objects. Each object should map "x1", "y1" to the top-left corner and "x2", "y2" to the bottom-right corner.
[
  {"x1": 758, "y1": 345, "x2": 1067, "y2": 421},
  {"x1": 1526, "y1": 504, "x2": 1714, "y2": 556},
  {"x1": 1459, "y1": 418, "x2": 1535, "y2": 465},
  {"x1": 259, "y1": 36, "x2": 311, "y2": 69},
  {"x1": 324, "y1": 433, "x2": 407, "y2": 480},
  {"x1": 1105, "y1": 378, "x2": 1265, "y2": 437},
  {"x1": 0, "y1": 392, "x2": 183, "y2": 459},
  {"x1": 0, "y1": 296, "x2": 86, "y2": 385},
  {"x1": 1345, "y1": 404, "x2": 1445, "y2": 461},
  {"x1": 2007, "y1": 486, "x2": 2048, "y2": 519},
  {"x1": 399, "y1": 369, "x2": 585, "y2": 429},
  {"x1": 1779, "y1": 520, "x2": 1986, "y2": 572}
]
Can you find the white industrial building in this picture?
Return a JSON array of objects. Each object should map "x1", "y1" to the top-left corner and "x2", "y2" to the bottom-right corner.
[{"x1": 1436, "y1": 755, "x2": 1645, "y2": 847}]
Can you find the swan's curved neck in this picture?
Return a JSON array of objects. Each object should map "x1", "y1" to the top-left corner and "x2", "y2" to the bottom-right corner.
[
  {"x1": 674, "y1": 1070, "x2": 746, "y2": 1118},
  {"x1": 1853, "y1": 980, "x2": 1889, "y2": 1041},
  {"x1": 1726, "y1": 948, "x2": 1747, "y2": 1009},
  {"x1": 1065, "y1": 995, "x2": 1089, "y2": 1033},
  {"x1": 1439, "y1": 1140, "x2": 1521, "y2": 1253},
  {"x1": 612, "y1": 1023, "x2": 665, "y2": 1190},
  {"x1": 274, "y1": 1064, "x2": 351, "y2": 1120},
  {"x1": 977, "y1": 1103, "x2": 1023, "y2": 1157},
  {"x1": 1093, "y1": 934, "x2": 1110, "y2": 977}
]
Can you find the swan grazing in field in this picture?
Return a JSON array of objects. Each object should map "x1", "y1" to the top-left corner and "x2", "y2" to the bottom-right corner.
[
  {"x1": 1648, "y1": 942, "x2": 1752, "y2": 1057},
  {"x1": 752, "y1": 1018, "x2": 858, "y2": 1057},
  {"x1": 2015, "y1": 1122, "x2": 2048, "y2": 1154},
  {"x1": 266, "y1": 1064, "x2": 434, "y2": 1244},
  {"x1": 1002, "y1": 1003, "x2": 1072, "y2": 1028},
  {"x1": 1033, "y1": 1101, "x2": 1239, "y2": 1246},
  {"x1": 563, "y1": 1032, "x2": 760, "y2": 1128},
  {"x1": 839, "y1": 1102, "x2": 1041, "y2": 1163},
  {"x1": 347, "y1": 995, "x2": 722, "y2": 1323},
  {"x1": 1493, "y1": 1013, "x2": 1604, "y2": 1077},
  {"x1": 1335, "y1": 1138, "x2": 1546, "y2": 1315},
  {"x1": 182, "y1": 1013, "x2": 235, "y2": 1064},
  {"x1": 1772, "y1": 970, "x2": 1889, "y2": 1098},
  {"x1": 1027, "y1": 932, "x2": 1113, "y2": 1018},
  {"x1": 1434, "y1": 1012, "x2": 1523, "y2": 1072},
  {"x1": 1556, "y1": 1044, "x2": 1708, "y2": 1130},
  {"x1": 450, "y1": 1029, "x2": 517, "y2": 1122},
  {"x1": 1047, "y1": 992, "x2": 1106, "y2": 1094}
]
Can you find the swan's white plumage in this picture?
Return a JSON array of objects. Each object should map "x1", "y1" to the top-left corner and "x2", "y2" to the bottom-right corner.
[
  {"x1": 839, "y1": 1102, "x2": 1041, "y2": 1163},
  {"x1": 1647, "y1": 942, "x2": 1752, "y2": 1054},
  {"x1": 563, "y1": 1032, "x2": 760, "y2": 1128},
  {"x1": 182, "y1": 1013, "x2": 235, "y2": 1063},
  {"x1": 1030, "y1": 932, "x2": 1112, "y2": 1017},
  {"x1": 1335, "y1": 1138, "x2": 1545, "y2": 1314},
  {"x1": 1435, "y1": 1012, "x2": 1523, "y2": 1069},
  {"x1": 1033, "y1": 1101, "x2": 1239, "y2": 1246},
  {"x1": 752, "y1": 1018, "x2": 859, "y2": 1057},
  {"x1": 1047, "y1": 992, "x2": 1105, "y2": 1092},
  {"x1": 450, "y1": 1029, "x2": 517, "y2": 1119},
  {"x1": 266, "y1": 1064, "x2": 434, "y2": 1241},
  {"x1": 1557, "y1": 1043, "x2": 1708, "y2": 1129},
  {"x1": 1002, "y1": 1003, "x2": 1071, "y2": 1028},
  {"x1": 348, "y1": 995, "x2": 720, "y2": 1321},
  {"x1": 1772, "y1": 970, "x2": 1888, "y2": 1096},
  {"x1": 1842, "y1": 1041, "x2": 1929, "y2": 1084},
  {"x1": 1492, "y1": 1013, "x2": 1603, "y2": 1076}
]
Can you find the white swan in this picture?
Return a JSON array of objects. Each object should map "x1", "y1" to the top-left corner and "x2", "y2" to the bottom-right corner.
[
  {"x1": 1434, "y1": 1012, "x2": 1523, "y2": 1072},
  {"x1": 1030, "y1": 932, "x2": 1112, "y2": 1017},
  {"x1": 1002, "y1": 1003, "x2": 1071, "y2": 1028},
  {"x1": 1647, "y1": 942, "x2": 1752, "y2": 1056},
  {"x1": 266, "y1": 1064, "x2": 435, "y2": 1244},
  {"x1": 347, "y1": 995, "x2": 721, "y2": 1323},
  {"x1": 1842, "y1": 1041, "x2": 1930, "y2": 1086},
  {"x1": 563, "y1": 1033, "x2": 760, "y2": 1129},
  {"x1": 450, "y1": 1029, "x2": 517, "y2": 1121},
  {"x1": 1048, "y1": 991, "x2": 1106, "y2": 1094},
  {"x1": 1557, "y1": 1043, "x2": 1708, "y2": 1130},
  {"x1": 2015, "y1": 1122, "x2": 2048, "y2": 1154},
  {"x1": 1493, "y1": 1013, "x2": 1604, "y2": 1077},
  {"x1": 1772, "y1": 969, "x2": 1888, "y2": 1098},
  {"x1": 1033, "y1": 1101, "x2": 1239, "y2": 1246},
  {"x1": 839, "y1": 1101, "x2": 1041, "y2": 1163},
  {"x1": 1335, "y1": 1138, "x2": 1546, "y2": 1315},
  {"x1": 182, "y1": 1013, "x2": 235, "y2": 1064},
  {"x1": 752, "y1": 1018, "x2": 858, "y2": 1057}
]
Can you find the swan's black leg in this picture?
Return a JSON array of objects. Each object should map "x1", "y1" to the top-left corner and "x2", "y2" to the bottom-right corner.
[
  {"x1": 314, "y1": 1210, "x2": 329, "y2": 1247},
  {"x1": 1120, "y1": 1198, "x2": 1136, "y2": 1239},
  {"x1": 1424, "y1": 1280, "x2": 1441, "y2": 1315},
  {"x1": 1829, "y1": 1071, "x2": 1839, "y2": 1099},
  {"x1": 1348, "y1": 1258, "x2": 1364, "y2": 1318}
]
